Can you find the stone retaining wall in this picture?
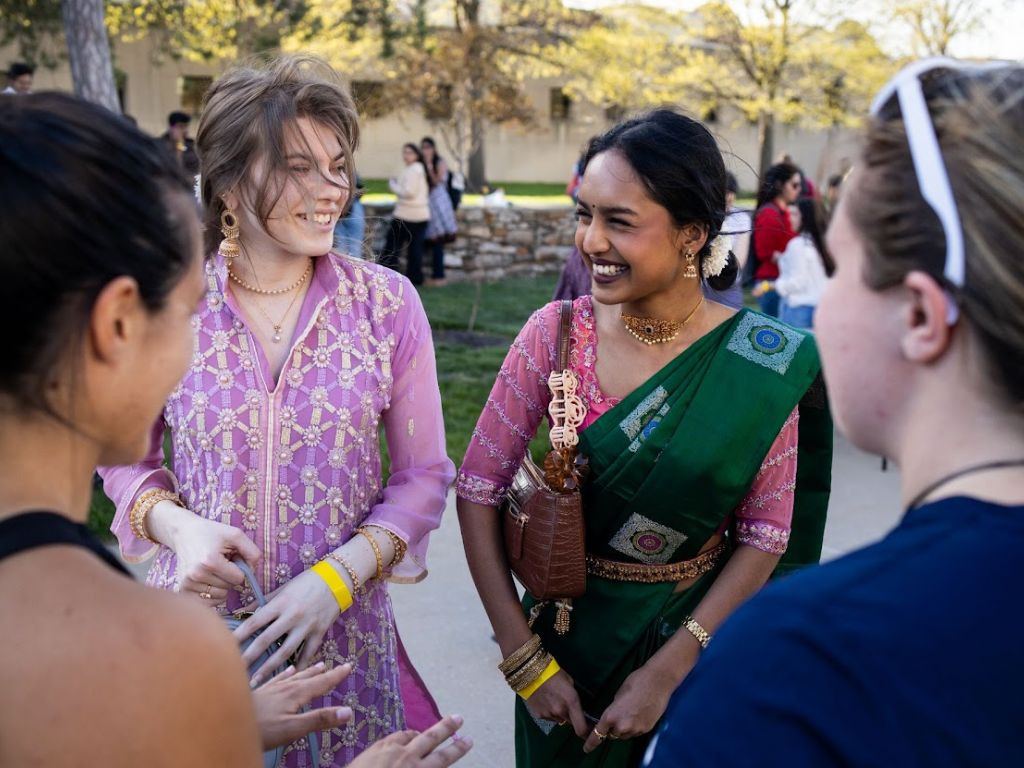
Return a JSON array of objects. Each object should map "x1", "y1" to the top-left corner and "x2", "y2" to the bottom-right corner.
[{"x1": 363, "y1": 202, "x2": 575, "y2": 281}]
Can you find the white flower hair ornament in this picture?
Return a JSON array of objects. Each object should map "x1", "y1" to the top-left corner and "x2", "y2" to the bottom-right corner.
[{"x1": 702, "y1": 235, "x2": 731, "y2": 279}]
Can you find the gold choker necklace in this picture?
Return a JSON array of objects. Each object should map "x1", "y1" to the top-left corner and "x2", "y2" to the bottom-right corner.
[
  {"x1": 228, "y1": 259, "x2": 313, "y2": 296},
  {"x1": 621, "y1": 296, "x2": 704, "y2": 345}
]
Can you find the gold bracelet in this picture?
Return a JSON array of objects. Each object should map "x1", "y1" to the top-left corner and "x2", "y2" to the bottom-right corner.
[
  {"x1": 129, "y1": 488, "x2": 179, "y2": 544},
  {"x1": 509, "y1": 651, "x2": 554, "y2": 693},
  {"x1": 681, "y1": 615, "x2": 712, "y2": 650},
  {"x1": 364, "y1": 524, "x2": 408, "y2": 569},
  {"x1": 327, "y1": 552, "x2": 363, "y2": 595},
  {"x1": 355, "y1": 527, "x2": 384, "y2": 581},
  {"x1": 498, "y1": 634, "x2": 542, "y2": 675}
]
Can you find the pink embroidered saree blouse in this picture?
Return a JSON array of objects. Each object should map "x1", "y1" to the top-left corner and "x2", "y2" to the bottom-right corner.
[
  {"x1": 457, "y1": 297, "x2": 796, "y2": 555},
  {"x1": 99, "y1": 253, "x2": 454, "y2": 766}
]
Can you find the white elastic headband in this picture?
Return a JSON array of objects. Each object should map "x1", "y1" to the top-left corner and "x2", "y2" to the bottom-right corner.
[{"x1": 869, "y1": 57, "x2": 1007, "y2": 290}]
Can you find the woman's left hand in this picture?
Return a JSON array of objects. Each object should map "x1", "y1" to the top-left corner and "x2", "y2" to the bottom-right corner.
[
  {"x1": 234, "y1": 568, "x2": 345, "y2": 686},
  {"x1": 581, "y1": 659, "x2": 689, "y2": 753}
]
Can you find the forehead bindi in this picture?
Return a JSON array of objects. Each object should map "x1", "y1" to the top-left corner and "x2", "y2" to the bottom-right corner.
[{"x1": 578, "y1": 152, "x2": 648, "y2": 209}]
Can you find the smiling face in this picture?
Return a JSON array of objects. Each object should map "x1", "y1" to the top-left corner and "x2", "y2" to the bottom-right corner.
[
  {"x1": 232, "y1": 117, "x2": 349, "y2": 262},
  {"x1": 574, "y1": 150, "x2": 699, "y2": 306}
]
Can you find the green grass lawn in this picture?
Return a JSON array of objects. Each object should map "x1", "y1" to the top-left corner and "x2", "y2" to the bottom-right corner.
[
  {"x1": 88, "y1": 274, "x2": 559, "y2": 536},
  {"x1": 363, "y1": 178, "x2": 572, "y2": 208}
]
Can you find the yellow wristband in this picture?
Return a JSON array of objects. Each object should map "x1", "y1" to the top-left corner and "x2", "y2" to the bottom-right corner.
[
  {"x1": 312, "y1": 561, "x2": 353, "y2": 613},
  {"x1": 518, "y1": 658, "x2": 560, "y2": 701}
]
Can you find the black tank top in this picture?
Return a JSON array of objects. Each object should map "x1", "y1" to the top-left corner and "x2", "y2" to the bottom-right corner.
[{"x1": 0, "y1": 512, "x2": 130, "y2": 575}]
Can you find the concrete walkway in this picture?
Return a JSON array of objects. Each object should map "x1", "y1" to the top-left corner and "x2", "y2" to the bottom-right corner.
[{"x1": 119, "y1": 432, "x2": 903, "y2": 767}]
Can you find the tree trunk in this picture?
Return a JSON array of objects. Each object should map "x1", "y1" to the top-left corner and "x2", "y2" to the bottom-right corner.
[
  {"x1": 467, "y1": 111, "x2": 487, "y2": 192},
  {"x1": 62, "y1": 0, "x2": 120, "y2": 113},
  {"x1": 757, "y1": 111, "x2": 775, "y2": 181}
]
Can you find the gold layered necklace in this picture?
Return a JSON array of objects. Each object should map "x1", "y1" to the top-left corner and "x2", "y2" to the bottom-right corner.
[
  {"x1": 622, "y1": 296, "x2": 705, "y2": 346},
  {"x1": 229, "y1": 259, "x2": 313, "y2": 343}
]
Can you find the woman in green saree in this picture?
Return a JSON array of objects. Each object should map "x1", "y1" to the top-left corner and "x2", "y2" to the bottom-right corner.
[{"x1": 456, "y1": 110, "x2": 832, "y2": 766}]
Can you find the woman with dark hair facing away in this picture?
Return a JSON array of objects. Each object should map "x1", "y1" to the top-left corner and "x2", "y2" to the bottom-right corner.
[
  {"x1": 97, "y1": 57, "x2": 455, "y2": 766},
  {"x1": 0, "y1": 90, "x2": 471, "y2": 768},
  {"x1": 644, "y1": 59, "x2": 1024, "y2": 768},
  {"x1": 750, "y1": 162, "x2": 801, "y2": 317},
  {"x1": 776, "y1": 196, "x2": 834, "y2": 329},
  {"x1": 457, "y1": 108, "x2": 833, "y2": 766},
  {"x1": 381, "y1": 142, "x2": 432, "y2": 284},
  {"x1": 420, "y1": 136, "x2": 458, "y2": 286}
]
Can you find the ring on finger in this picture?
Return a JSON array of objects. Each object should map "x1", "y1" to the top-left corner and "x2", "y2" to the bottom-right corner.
[
  {"x1": 593, "y1": 728, "x2": 607, "y2": 741},
  {"x1": 200, "y1": 587, "x2": 213, "y2": 600}
]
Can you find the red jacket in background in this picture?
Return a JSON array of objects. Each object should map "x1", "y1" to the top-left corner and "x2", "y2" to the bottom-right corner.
[{"x1": 753, "y1": 203, "x2": 795, "y2": 281}]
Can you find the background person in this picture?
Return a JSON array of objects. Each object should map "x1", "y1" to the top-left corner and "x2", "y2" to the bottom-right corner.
[
  {"x1": 776, "y1": 197, "x2": 834, "y2": 329},
  {"x1": 703, "y1": 171, "x2": 751, "y2": 309},
  {"x1": 380, "y1": 142, "x2": 431, "y2": 285},
  {"x1": 749, "y1": 162, "x2": 801, "y2": 316},
  {"x1": 2, "y1": 62, "x2": 33, "y2": 94},
  {"x1": 644, "y1": 61, "x2": 1024, "y2": 767},
  {"x1": 421, "y1": 136, "x2": 458, "y2": 286},
  {"x1": 160, "y1": 110, "x2": 200, "y2": 178}
]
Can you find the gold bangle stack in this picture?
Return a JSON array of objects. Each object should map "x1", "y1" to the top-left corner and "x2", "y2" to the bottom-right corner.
[
  {"x1": 681, "y1": 615, "x2": 712, "y2": 649},
  {"x1": 129, "y1": 488, "x2": 180, "y2": 544},
  {"x1": 355, "y1": 527, "x2": 384, "y2": 580},
  {"x1": 364, "y1": 524, "x2": 408, "y2": 570},
  {"x1": 327, "y1": 552, "x2": 363, "y2": 595},
  {"x1": 499, "y1": 634, "x2": 554, "y2": 693}
]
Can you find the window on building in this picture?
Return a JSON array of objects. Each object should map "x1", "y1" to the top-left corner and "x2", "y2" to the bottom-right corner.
[
  {"x1": 351, "y1": 80, "x2": 391, "y2": 119},
  {"x1": 550, "y1": 88, "x2": 572, "y2": 122},
  {"x1": 179, "y1": 75, "x2": 213, "y2": 118},
  {"x1": 424, "y1": 84, "x2": 453, "y2": 121}
]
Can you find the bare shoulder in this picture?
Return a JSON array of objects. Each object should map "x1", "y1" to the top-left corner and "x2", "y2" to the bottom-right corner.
[{"x1": 0, "y1": 549, "x2": 260, "y2": 767}]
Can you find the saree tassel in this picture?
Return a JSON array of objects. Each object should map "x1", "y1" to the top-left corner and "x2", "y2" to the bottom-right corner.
[
  {"x1": 554, "y1": 599, "x2": 573, "y2": 635},
  {"x1": 527, "y1": 602, "x2": 547, "y2": 629}
]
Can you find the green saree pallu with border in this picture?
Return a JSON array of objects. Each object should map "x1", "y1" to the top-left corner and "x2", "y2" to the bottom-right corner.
[{"x1": 514, "y1": 309, "x2": 833, "y2": 767}]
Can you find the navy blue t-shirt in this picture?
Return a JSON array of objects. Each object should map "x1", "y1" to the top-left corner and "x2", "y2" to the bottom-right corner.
[{"x1": 644, "y1": 497, "x2": 1024, "y2": 767}]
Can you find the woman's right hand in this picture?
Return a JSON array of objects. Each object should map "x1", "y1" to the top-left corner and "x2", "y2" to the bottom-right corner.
[
  {"x1": 351, "y1": 715, "x2": 472, "y2": 768},
  {"x1": 161, "y1": 506, "x2": 261, "y2": 601},
  {"x1": 524, "y1": 670, "x2": 589, "y2": 739}
]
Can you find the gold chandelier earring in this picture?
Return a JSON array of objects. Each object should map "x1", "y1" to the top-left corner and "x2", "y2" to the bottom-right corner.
[
  {"x1": 218, "y1": 208, "x2": 241, "y2": 266},
  {"x1": 683, "y1": 249, "x2": 698, "y2": 279}
]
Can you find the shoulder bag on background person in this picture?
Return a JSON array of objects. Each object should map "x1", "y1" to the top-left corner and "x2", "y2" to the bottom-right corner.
[
  {"x1": 226, "y1": 560, "x2": 321, "y2": 768},
  {"x1": 501, "y1": 299, "x2": 588, "y2": 635}
]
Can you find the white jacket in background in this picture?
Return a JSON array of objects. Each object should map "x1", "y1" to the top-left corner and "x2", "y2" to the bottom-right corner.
[
  {"x1": 776, "y1": 234, "x2": 828, "y2": 308},
  {"x1": 389, "y1": 163, "x2": 430, "y2": 223}
]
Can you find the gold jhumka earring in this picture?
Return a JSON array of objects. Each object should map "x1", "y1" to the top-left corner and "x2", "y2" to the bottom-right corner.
[
  {"x1": 683, "y1": 249, "x2": 698, "y2": 279},
  {"x1": 218, "y1": 208, "x2": 241, "y2": 266}
]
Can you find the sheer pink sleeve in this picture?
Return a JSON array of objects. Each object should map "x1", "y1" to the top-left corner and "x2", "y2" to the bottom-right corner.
[
  {"x1": 366, "y1": 286, "x2": 456, "y2": 582},
  {"x1": 97, "y1": 416, "x2": 177, "y2": 563},
  {"x1": 733, "y1": 408, "x2": 799, "y2": 555},
  {"x1": 456, "y1": 301, "x2": 561, "y2": 507}
]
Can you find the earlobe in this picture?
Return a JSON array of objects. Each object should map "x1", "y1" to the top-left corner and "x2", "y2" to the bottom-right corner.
[
  {"x1": 221, "y1": 190, "x2": 239, "y2": 212},
  {"x1": 900, "y1": 271, "x2": 954, "y2": 364},
  {"x1": 675, "y1": 223, "x2": 709, "y2": 256}
]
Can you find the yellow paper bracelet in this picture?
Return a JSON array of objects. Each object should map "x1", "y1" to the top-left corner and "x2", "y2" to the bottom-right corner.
[
  {"x1": 518, "y1": 658, "x2": 560, "y2": 701},
  {"x1": 312, "y1": 560, "x2": 353, "y2": 613}
]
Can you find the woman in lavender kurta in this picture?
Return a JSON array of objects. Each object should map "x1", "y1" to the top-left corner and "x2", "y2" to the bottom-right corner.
[{"x1": 99, "y1": 56, "x2": 454, "y2": 767}]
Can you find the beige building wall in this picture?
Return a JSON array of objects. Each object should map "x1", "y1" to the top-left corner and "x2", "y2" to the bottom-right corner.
[{"x1": 4, "y1": 38, "x2": 861, "y2": 190}]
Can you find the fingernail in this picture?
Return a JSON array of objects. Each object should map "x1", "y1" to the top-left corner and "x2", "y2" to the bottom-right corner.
[
  {"x1": 284, "y1": 665, "x2": 295, "y2": 673},
  {"x1": 460, "y1": 737, "x2": 474, "y2": 748},
  {"x1": 451, "y1": 714, "x2": 464, "y2": 727},
  {"x1": 336, "y1": 707, "x2": 352, "y2": 722},
  {"x1": 315, "y1": 661, "x2": 326, "y2": 670},
  {"x1": 250, "y1": 675, "x2": 261, "y2": 688}
]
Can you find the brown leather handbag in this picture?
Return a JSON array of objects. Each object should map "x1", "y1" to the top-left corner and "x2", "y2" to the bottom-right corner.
[{"x1": 502, "y1": 300, "x2": 587, "y2": 634}]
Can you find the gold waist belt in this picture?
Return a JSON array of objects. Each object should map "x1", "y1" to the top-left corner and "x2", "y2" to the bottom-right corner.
[{"x1": 585, "y1": 542, "x2": 727, "y2": 584}]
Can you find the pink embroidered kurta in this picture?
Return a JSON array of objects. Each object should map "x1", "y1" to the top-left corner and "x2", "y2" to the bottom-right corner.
[
  {"x1": 99, "y1": 252, "x2": 455, "y2": 767},
  {"x1": 457, "y1": 296, "x2": 797, "y2": 554}
]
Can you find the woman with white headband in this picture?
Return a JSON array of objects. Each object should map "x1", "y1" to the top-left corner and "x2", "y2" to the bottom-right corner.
[{"x1": 644, "y1": 60, "x2": 1024, "y2": 765}]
